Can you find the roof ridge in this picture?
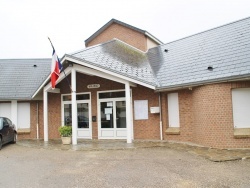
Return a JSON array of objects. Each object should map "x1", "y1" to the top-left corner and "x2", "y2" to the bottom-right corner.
[
  {"x1": 70, "y1": 39, "x2": 119, "y2": 55},
  {"x1": 70, "y1": 38, "x2": 147, "y2": 56},
  {"x1": 85, "y1": 18, "x2": 163, "y2": 45},
  {"x1": 111, "y1": 18, "x2": 146, "y2": 33},
  {"x1": 84, "y1": 18, "x2": 146, "y2": 44}
]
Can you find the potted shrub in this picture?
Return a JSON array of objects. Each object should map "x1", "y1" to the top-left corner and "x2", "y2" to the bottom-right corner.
[{"x1": 58, "y1": 126, "x2": 72, "y2": 145}]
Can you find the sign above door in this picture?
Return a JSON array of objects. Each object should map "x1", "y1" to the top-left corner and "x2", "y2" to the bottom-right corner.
[{"x1": 87, "y1": 84, "x2": 100, "y2": 89}]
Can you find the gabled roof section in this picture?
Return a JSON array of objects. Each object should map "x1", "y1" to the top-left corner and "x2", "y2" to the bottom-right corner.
[
  {"x1": 148, "y1": 17, "x2": 250, "y2": 90},
  {"x1": 70, "y1": 39, "x2": 158, "y2": 87},
  {"x1": 85, "y1": 18, "x2": 163, "y2": 46},
  {"x1": 0, "y1": 59, "x2": 50, "y2": 100}
]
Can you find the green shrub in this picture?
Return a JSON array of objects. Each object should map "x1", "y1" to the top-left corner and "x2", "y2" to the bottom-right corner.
[{"x1": 58, "y1": 126, "x2": 72, "y2": 137}]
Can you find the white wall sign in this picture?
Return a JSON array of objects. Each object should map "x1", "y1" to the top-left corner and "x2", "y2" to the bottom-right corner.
[
  {"x1": 107, "y1": 102, "x2": 113, "y2": 107},
  {"x1": 106, "y1": 114, "x2": 110, "y2": 120},
  {"x1": 87, "y1": 84, "x2": 100, "y2": 89},
  {"x1": 134, "y1": 100, "x2": 148, "y2": 120}
]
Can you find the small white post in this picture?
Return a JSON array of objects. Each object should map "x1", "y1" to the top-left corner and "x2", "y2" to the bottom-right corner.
[
  {"x1": 43, "y1": 89, "x2": 48, "y2": 142},
  {"x1": 71, "y1": 68, "x2": 77, "y2": 145},
  {"x1": 125, "y1": 82, "x2": 132, "y2": 143}
]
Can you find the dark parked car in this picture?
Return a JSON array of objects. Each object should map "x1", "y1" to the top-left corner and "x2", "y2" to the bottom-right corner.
[{"x1": 0, "y1": 117, "x2": 17, "y2": 150}]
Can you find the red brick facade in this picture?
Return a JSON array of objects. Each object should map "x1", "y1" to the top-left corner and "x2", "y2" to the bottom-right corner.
[
  {"x1": 132, "y1": 85, "x2": 161, "y2": 139},
  {"x1": 161, "y1": 81, "x2": 250, "y2": 149},
  {"x1": 25, "y1": 73, "x2": 162, "y2": 140},
  {"x1": 162, "y1": 90, "x2": 194, "y2": 143},
  {"x1": 23, "y1": 72, "x2": 250, "y2": 148},
  {"x1": 17, "y1": 20, "x2": 250, "y2": 149}
]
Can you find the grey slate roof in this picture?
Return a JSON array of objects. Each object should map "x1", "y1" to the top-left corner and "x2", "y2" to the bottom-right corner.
[
  {"x1": 2, "y1": 17, "x2": 250, "y2": 99},
  {"x1": 147, "y1": 17, "x2": 250, "y2": 90},
  {"x1": 85, "y1": 18, "x2": 163, "y2": 46},
  {"x1": 70, "y1": 40, "x2": 158, "y2": 86},
  {"x1": 70, "y1": 17, "x2": 250, "y2": 91},
  {"x1": 0, "y1": 59, "x2": 50, "y2": 100}
]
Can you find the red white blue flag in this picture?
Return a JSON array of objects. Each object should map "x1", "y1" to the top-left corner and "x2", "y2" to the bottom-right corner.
[{"x1": 51, "y1": 47, "x2": 62, "y2": 89}]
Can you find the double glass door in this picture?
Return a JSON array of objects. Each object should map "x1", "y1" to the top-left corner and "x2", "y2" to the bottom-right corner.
[
  {"x1": 62, "y1": 93, "x2": 92, "y2": 139},
  {"x1": 99, "y1": 100, "x2": 127, "y2": 139}
]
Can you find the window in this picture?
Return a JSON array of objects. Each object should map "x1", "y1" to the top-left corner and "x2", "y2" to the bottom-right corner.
[
  {"x1": 3, "y1": 118, "x2": 9, "y2": 127},
  {"x1": 99, "y1": 91, "x2": 125, "y2": 99},
  {"x1": 17, "y1": 103, "x2": 30, "y2": 129},
  {"x1": 167, "y1": 93, "x2": 180, "y2": 127},
  {"x1": 63, "y1": 94, "x2": 90, "y2": 101},
  {"x1": 0, "y1": 118, "x2": 3, "y2": 129},
  {"x1": 232, "y1": 88, "x2": 250, "y2": 128},
  {"x1": 0, "y1": 103, "x2": 11, "y2": 119},
  {"x1": 6, "y1": 118, "x2": 12, "y2": 126}
]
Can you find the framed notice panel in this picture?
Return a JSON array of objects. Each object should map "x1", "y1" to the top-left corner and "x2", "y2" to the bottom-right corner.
[{"x1": 134, "y1": 100, "x2": 148, "y2": 120}]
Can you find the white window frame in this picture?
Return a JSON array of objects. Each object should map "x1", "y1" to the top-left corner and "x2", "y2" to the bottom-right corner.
[
  {"x1": 97, "y1": 89, "x2": 133, "y2": 139},
  {"x1": 0, "y1": 102, "x2": 11, "y2": 120},
  {"x1": 61, "y1": 92, "x2": 91, "y2": 126},
  {"x1": 232, "y1": 88, "x2": 250, "y2": 128},
  {"x1": 167, "y1": 93, "x2": 180, "y2": 128},
  {"x1": 17, "y1": 102, "x2": 30, "y2": 129}
]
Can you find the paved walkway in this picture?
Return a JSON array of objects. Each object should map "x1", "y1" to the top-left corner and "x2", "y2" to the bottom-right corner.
[{"x1": 16, "y1": 139, "x2": 250, "y2": 162}]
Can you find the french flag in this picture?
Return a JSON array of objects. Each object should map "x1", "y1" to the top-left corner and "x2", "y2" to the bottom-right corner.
[{"x1": 51, "y1": 47, "x2": 62, "y2": 89}]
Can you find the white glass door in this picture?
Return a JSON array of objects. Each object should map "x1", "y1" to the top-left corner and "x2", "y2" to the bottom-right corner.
[
  {"x1": 62, "y1": 93, "x2": 92, "y2": 139},
  {"x1": 77, "y1": 102, "x2": 92, "y2": 139},
  {"x1": 98, "y1": 100, "x2": 127, "y2": 139}
]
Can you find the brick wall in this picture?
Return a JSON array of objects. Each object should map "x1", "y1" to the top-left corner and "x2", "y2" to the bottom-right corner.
[
  {"x1": 163, "y1": 81, "x2": 250, "y2": 149},
  {"x1": 162, "y1": 90, "x2": 194, "y2": 142},
  {"x1": 132, "y1": 85, "x2": 161, "y2": 139},
  {"x1": 192, "y1": 82, "x2": 250, "y2": 148},
  {"x1": 24, "y1": 73, "x2": 250, "y2": 148},
  {"x1": 47, "y1": 93, "x2": 61, "y2": 139},
  {"x1": 18, "y1": 101, "x2": 44, "y2": 140},
  {"x1": 86, "y1": 23, "x2": 148, "y2": 52}
]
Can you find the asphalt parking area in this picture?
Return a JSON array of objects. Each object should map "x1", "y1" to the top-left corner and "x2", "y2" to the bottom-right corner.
[{"x1": 1, "y1": 144, "x2": 250, "y2": 188}]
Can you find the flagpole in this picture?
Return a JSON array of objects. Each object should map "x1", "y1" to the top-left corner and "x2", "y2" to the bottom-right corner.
[{"x1": 48, "y1": 37, "x2": 73, "y2": 92}]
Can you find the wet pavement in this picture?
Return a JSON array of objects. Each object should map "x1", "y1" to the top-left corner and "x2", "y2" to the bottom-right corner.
[{"x1": 16, "y1": 139, "x2": 250, "y2": 162}]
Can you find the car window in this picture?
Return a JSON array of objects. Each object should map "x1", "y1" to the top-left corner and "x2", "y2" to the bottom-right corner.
[
  {"x1": 0, "y1": 118, "x2": 3, "y2": 129},
  {"x1": 6, "y1": 118, "x2": 12, "y2": 126},
  {"x1": 3, "y1": 119, "x2": 9, "y2": 127}
]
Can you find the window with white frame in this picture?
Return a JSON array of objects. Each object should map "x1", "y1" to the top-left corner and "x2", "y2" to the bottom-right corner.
[
  {"x1": 167, "y1": 93, "x2": 180, "y2": 127},
  {"x1": 232, "y1": 88, "x2": 250, "y2": 128},
  {"x1": 0, "y1": 103, "x2": 11, "y2": 119},
  {"x1": 17, "y1": 103, "x2": 30, "y2": 129}
]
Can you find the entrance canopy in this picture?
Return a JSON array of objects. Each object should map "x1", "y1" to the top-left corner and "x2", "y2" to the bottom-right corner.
[
  {"x1": 33, "y1": 39, "x2": 157, "y2": 98},
  {"x1": 32, "y1": 39, "x2": 160, "y2": 145}
]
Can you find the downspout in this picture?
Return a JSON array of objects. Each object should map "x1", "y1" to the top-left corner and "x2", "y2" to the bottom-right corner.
[
  {"x1": 159, "y1": 93, "x2": 163, "y2": 140},
  {"x1": 36, "y1": 102, "x2": 39, "y2": 139}
]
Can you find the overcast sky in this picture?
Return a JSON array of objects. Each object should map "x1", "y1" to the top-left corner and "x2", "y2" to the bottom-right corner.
[{"x1": 0, "y1": 0, "x2": 250, "y2": 58}]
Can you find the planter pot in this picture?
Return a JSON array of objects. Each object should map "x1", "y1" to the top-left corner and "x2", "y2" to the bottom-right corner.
[{"x1": 61, "y1": 137, "x2": 72, "y2": 145}]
